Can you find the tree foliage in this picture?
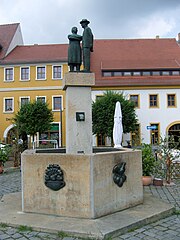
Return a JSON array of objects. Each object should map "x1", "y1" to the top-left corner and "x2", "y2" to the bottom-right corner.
[
  {"x1": 92, "y1": 91, "x2": 138, "y2": 138},
  {"x1": 14, "y1": 101, "x2": 54, "y2": 139}
]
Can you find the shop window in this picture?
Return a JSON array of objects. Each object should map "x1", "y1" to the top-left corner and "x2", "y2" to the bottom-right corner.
[{"x1": 40, "y1": 124, "x2": 60, "y2": 147}]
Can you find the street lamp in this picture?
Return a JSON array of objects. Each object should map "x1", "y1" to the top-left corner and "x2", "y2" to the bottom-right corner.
[{"x1": 60, "y1": 106, "x2": 63, "y2": 148}]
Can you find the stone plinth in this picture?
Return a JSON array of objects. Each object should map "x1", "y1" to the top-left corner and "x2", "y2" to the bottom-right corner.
[
  {"x1": 63, "y1": 72, "x2": 95, "y2": 154},
  {"x1": 21, "y1": 148, "x2": 143, "y2": 219}
]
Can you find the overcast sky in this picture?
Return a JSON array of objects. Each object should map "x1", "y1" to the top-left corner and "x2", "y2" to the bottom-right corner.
[{"x1": 0, "y1": 0, "x2": 180, "y2": 45}]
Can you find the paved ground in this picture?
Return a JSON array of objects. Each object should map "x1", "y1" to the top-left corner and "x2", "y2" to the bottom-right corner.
[{"x1": 0, "y1": 169, "x2": 179, "y2": 240}]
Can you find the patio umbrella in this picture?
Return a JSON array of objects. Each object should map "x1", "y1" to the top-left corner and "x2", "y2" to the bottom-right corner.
[{"x1": 113, "y1": 101, "x2": 123, "y2": 148}]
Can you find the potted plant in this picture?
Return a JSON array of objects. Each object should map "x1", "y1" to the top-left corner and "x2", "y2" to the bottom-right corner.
[
  {"x1": 141, "y1": 143, "x2": 156, "y2": 186},
  {"x1": 0, "y1": 145, "x2": 11, "y2": 174}
]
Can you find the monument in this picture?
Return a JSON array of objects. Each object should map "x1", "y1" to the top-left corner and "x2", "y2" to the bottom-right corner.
[{"x1": 21, "y1": 19, "x2": 143, "y2": 219}]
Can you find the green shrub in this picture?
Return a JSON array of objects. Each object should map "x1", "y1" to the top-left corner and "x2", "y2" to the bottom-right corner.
[
  {"x1": 141, "y1": 143, "x2": 156, "y2": 176},
  {"x1": 0, "y1": 145, "x2": 11, "y2": 166}
]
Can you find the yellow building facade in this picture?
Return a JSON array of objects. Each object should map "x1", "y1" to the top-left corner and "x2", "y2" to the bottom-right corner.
[{"x1": 0, "y1": 63, "x2": 68, "y2": 147}]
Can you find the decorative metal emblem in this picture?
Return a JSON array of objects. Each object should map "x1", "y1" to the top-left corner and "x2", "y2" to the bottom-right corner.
[
  {"x1": 112, "y1": 162, "x2": 126, "y2": 187},
  {"x1": 45, "y1": 164, "x2": 65, "y2": 191}
]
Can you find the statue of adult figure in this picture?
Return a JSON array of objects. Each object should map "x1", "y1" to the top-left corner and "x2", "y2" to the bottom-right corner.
[
  {"x1": 68, "y1": 26, "x2": 82, "y2": 72},
  {"x1": 80, "y1": 19, "x2": 93, "y2": 72}
]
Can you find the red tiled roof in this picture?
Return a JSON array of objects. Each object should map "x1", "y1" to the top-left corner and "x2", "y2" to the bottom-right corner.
[
  {"x1": 1, "y1": 44, "x2": 68, "y2": 64},
  {"x1": 0, "y1": 23, "x2": 20, "y2": 59},
  {"x1": 91, "y1": 39, "x2": 180, "y2": 82},
  {"x1": 2, "y1": 37, "x2": 180, "y2": 87}
]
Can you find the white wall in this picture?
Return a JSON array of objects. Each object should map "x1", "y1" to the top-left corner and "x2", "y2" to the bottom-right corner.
[{"x1": 92, "y1": 88, "x2": 180, "y2": 145}]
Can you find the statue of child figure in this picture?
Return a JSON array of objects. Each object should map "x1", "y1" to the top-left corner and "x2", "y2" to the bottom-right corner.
[{"x1": 68, "y1": 27, "x2": 82, "y2": 72}]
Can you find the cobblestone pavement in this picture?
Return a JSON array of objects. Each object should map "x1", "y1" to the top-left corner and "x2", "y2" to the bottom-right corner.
[{"x1": 0, "y1": 170, "x2": 179, "y2": 240}]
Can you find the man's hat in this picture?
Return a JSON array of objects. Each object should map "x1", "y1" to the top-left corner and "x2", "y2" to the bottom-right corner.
[{"x1": 80, "y1": 19, "x2": 90, "y2": 24}]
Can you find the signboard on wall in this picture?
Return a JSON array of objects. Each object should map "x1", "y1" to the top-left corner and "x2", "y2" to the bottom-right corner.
[{"x1": 146, "y1": 125, "x2": 157, "y2": 130}]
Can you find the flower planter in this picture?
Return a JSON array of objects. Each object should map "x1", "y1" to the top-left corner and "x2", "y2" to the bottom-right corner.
[
  {"x1": 153, "y1": 178, "x2": 163, "y2": 186},
  {"x1": 142, "y1": 176, "x2": 152, "y2": 186}
]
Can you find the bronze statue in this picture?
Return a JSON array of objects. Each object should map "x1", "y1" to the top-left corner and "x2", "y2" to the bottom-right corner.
[
  {"x1": 80, "y1": 19, "x2": 93, "y2": 72},
  {"x1": 68, "y1": 27, "x2": 82, "y2": 72}
]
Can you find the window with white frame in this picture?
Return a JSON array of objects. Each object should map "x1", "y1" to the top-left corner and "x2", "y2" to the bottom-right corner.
[
  {"x1": 52, "y1": 65, "x2": 62, "y2": 79},
  {"x1": 36, "y1": 96, "x2": 46, "y2": 103},
  {"x1": 4, "y1": 98, "x2": 14, "y2": 112},
  {"x1": 4, "y1": 67, "x2": 14, "y2": 81},
  {"x1": 36, "y1": 66, "x2": 46, "y2": 80},
  {"x1": 52, "y1": 96, "x2": 62, "y2": 111},
  {"x1": 20, "y1": 97, "x2": 30, "y2": 107},
  {"x1": 20, "y1": 67, "x2": 30, "y2": 80}
]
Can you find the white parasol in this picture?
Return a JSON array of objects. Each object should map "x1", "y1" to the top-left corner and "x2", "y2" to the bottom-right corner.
[{"x1": 113, "y1": 101, "x2": 123, "y2": 148}]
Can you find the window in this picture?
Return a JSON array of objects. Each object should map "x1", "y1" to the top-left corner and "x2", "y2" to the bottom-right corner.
[
  {"x1": 152, "y1": 71, "x2": 160, "y2": 76},
  {"x1": 4, "y1": 67, "x2": 14, "y2": 81},
  {"x1": 4, "y1": 98, "x2": 14, "y2": 112},
  {"x1": 20, "y1": 97, "x2": 30, "y2": 107},
  {"x1": 20, "y1": 67, "x2": 30, "y2": 80},
  {"x1": 149, "y1": 94, "x2": 158, "y2": 107},
  {"x1": 142, "y1": 71, "x2": 151, "y2": 76},
  {"x1": 150, "y1": 123, "x2": 159, "y2": 145},
  {"x1": 167, "y1": 94, "x2": 176, "y2": 107},
  {"x1": 123, "y1": 72, "x2": 131, "y2": 76},
  {"x1": 172, "y1": 71, "x2": 180, "y2": 76},
  {"x1": 52, "y1": 65, "x2": 62, "y2": 79},
  {"x1": 102, "y1": 71, "x2": 112, "y2": 77},
  {"x1": 162, "y1": 71, "x2": 170, "y2": 76},
  {"x1": 133, "y1": 72, "x2": 141, "y2": 76},
  {"x1": 113, "y1": 72, "x2": 122, "y2": 76},
  {"x1": 130, "y1": 95, "x2": 139, "y2": 108},
  {"x1": 52, "y1": 96, "x2": 62, "y2": 111},
  {"x1": 96, "y1": 95, "x2": 103, "y2": 101},
  {"x1": 36, "y1": 66, "x2": 46, "y2": 80},
  {"x1": 36, "y1": 96, "x2": 46, "y2": 103}
]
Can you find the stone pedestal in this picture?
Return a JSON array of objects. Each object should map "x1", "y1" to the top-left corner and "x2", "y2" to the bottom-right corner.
[
  {"x1": 21, "y1": 149, "x2": 143, "y2": 219},
  {"x1": 63, "y1": 72, "x2": 95, "y2": 154}
]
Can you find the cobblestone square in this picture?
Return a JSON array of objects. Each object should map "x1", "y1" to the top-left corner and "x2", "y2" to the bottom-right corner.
[{"x1": 0, "y1": 169, "x2": 179, "y2": 240}]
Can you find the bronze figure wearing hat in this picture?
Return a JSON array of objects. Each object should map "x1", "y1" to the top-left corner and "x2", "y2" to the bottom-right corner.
[{"x1": 80, "y1": 19, "x2": 93, "y2": 72}]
